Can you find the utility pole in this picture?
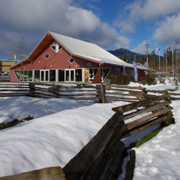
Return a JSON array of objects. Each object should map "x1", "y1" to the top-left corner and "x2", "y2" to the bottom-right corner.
[
  {"x1": 19, "y1": 34, "x2": 24, "y2": 89},
  {"x1": 172, "y1": 49, "x2": 175, "y2": 80},
  {"x1": 175, "y1": 49, "x2": 180, "y2": 82},
  {"x1": 145, "y1": 44, "x2": 149, "y2": 67},
  {"x1": 165, "y1": 49, "x2": 168, "y2": 79}
]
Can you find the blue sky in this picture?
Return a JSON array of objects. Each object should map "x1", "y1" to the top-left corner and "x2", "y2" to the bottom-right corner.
[{"x1": 0, "y1": 0, "x2": 180, "y2": 60}]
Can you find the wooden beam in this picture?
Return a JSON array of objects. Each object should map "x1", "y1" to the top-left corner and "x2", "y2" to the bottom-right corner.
[
  {"x1": 112, "y1": 95, "x2": 167, "y2": 113},
  {"x1": 124, "y1": 101, "x2": 170, "y2": 120},
  {"x1": 63, "y1": 112, "x2": 124, "y2": 180},
  {"x1": 122, "y1": 107, "x2": 172, "y2": 132}
]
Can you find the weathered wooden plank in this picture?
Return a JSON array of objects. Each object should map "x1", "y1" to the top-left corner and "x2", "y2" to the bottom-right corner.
[
  {"x1": 99, "y1": 83, "x2": 106, "y2": 103},
  {"x1": 84, "y1": 141, "x2": 125, "y2": 180},
  {"x1": 59, "y1": 85, "x2": 97, "y2": 89},
  {"x1": 63, "y1": 112, "x2": 124, "y2": 180},
  {"x1": 106, "y1": 99, "x2": 138, "y2": 102},
  {"x1": 101, "y1": 141, "x2": 125, "y2": 180},
  {"x1": 0, "y1": 93, "x2": 29, "y2": 96},
  {"x1": 34, "y1": 87, "x2": 49, "y2": 92},
  {"x1": 82, "y1": 116, "x2": 125, "y2": 178},
  {"x1": 124, "y1": 101, "x2": 170, "y2": 120},
  {"x1": 0, "y1": 167, "x2": 65, "y2": 180},
  {"x1": 146, "y1": 89, "x2": 166, "y2": 93},
  {"x1": 68, "y1": 96, "x2": 100, "y2": 100},
  {"x1": 59, "y1": 89, "x2": 97, "y2": 92},
  {"x1": 106, "y1": 96, "x2": 137, "y2": 100},
  {"x1": 0, "y1": 89, "x2": 29, "y2": 91},
  {"x1": 169, "y1": 92, "x2": 180, "y2": 96},
  {"x1": 33, "y1": 92, "x2": 54, "y2": 97},
  {"x1": 59, "y1": 93, "x2": 99, "y2": 97},
  {"x1": 121, "y1": 113, "x2": 172, "y2": 139},
  {"x1": 170, "y1": 97, "x2": 180, "y2": 100},
  {"x1": 0, "y1": 86, "x2": 29, "y2": 89},
  {"x1": 112, "y1": 95, "x2": 168, "y2": 113},
  {"x1": 122, "y1": 107, "x2": 172, "y2": 133},
  {"x1": 106, "y1": 92, "x2": 135, "y2": 96},
  {"x1": 110, "y1": 84, "x2": 144, "y2": 90},
  {"x1": 107, "y1": 88, "x2": 142, "y2": 93},
  {"x1": 125, "y1": 150, "x2": 136, "y2": 180},
  {"x1": 31, "y1": 82, "x2": 53, "y2": 86}
]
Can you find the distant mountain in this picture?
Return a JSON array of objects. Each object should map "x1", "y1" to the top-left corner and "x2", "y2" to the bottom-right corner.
[{"x1": 108, "y1": 48, "x2": 144, "y2": 62}]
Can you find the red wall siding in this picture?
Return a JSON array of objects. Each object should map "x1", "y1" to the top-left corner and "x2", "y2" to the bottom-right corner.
[
  {"x1": 10, "y1": 70, "x2": 19, "y2": 82},
  {"x1": 138, "y1": 69, "x2": 145, "y2": 81},
  {"x1": 74, "y1": 57, "x2": 99, "y2": 68},
  {"x1": 10, "y1": 43, "x2": 146, "y2": 82},
  {"x1": 10, "y1": 46, "x2": 100, "y2": 82},
  {"x1": 11, "y1": 47, "x2": 99, "y2": 71}
]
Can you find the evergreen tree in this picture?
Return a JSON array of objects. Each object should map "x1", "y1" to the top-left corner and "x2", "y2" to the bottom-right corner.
[
  {"x1": 123, "y1": 54, "x2": 128, "y2": 63},
  {"x1": 150, "y1": 50, "x2": 158, "y2": 70},
  {"x1": 139, "y1": 55, "x2": 146, "y2": 65}
]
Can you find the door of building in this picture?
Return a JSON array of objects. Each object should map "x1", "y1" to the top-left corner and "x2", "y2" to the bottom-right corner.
[
  {"x1": 65, "y1": 69, "x2": 75, "y2": 82},
  {"x1": 40, "y1": 70, "x2": 49, "y2": 82}
]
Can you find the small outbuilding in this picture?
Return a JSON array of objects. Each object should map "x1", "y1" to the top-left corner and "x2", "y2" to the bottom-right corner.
[{"x1": 10, "y1": 32, "x2": 147, "y2": 83}]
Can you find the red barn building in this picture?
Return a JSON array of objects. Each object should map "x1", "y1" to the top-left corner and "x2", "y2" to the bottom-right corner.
[{"x1": 10, "y1": 32, "x2": 147, "y2": 83}]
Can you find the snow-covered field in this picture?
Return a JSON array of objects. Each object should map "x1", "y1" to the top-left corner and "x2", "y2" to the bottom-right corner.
[
  {"x1": 0, "y1": 82, "x2": 180, "y2": 179},
  {"x1": 0, "y1": 96, "x2": 128, "y2": 177},
  {"x1": 133, "y1": 100, "x2": 180, "y2": 180}
]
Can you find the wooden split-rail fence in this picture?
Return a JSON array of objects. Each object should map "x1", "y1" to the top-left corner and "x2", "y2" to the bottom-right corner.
[
  {"x1": 0, "y1": 82, "x2": 180, "y2": 102},
  {"x1": 63, "y1": 93, "x2": 174, "y2": 180},
  {"x1": 0, "y1": 82, "x2": 176, "y2": 179},
  {"x1": 0, "y1": 83, "x2": 29, "y2": 97},
  {"x1": 0, "y1": 93, "x2": 174, "y2": 180}
]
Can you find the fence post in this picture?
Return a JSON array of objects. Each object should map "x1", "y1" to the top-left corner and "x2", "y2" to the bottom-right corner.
[
  {"x1": 125, "y1": 150, "x2": 136, "y2": 180},
  {"x1": 141, "y1": 87, "x2": 148, "y2": 100},
  {"x1": 51, "y1": 84, "x2": 59, "y2": 98},
  {"x1": 100, "y1": 83, "x2": 106, "y2": 103},
  {"x1": 164, "y1": 90, "x2": 175, "y2": 125},
  {"x1": 104, "y1": 79, "x2": 111, "y2": 90},
  {"x1": 29, "y1": 83, "x2": 35, "y2": 97}
]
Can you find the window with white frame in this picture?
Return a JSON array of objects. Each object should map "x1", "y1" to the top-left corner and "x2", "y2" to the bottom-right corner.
[
  {"x1": 44, "y1": 53, "x2": 50, "y2": 59},
  {"x1": 50, "y1": 41, "x2": 62, "y2": 53},
  {"x1": 69, "y1": 58, "x2": 75, "y2": 64}
]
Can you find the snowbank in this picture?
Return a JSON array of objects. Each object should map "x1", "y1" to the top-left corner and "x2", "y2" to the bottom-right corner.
[
  {"x1": 133, "y1": 100, "x2": 180, "y2": 179},
  {"x1": 0, "y1": 97, "x2": 127, "y2": 177}
]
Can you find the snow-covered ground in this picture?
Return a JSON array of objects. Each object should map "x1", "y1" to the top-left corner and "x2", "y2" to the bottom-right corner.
[
  {"x1": 0, "y1": 82, "x2": 180, "y2": 179},
  {"x1": 133, "y1": 100, "x2": 180, "y2": 180},
  {"x1": 0, "y1": 97, "x2": 128, "y2": 177}
]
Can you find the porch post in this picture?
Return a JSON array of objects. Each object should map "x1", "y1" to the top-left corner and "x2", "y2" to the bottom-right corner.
[
  {"x1": 123, "y1": 66, "x2": 126, "y2": 75},
  {"x1": 32, "y1": 70, "x2": 35, "y2": 82},
  {"x1": 56, "y1": 69, "x2": 58, "y2": 82}
]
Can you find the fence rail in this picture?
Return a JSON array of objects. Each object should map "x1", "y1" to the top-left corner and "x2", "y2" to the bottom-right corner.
[
  {"x1": 0, "y1": 82, "x2": 180, "y2": 102},
  {"x1": 63, "y1": 94, "x2": 174, "y2": 180},
  {"x1": 0, "y1": 83, "x2": 29, "y2": 97},
  {"x1": 29, "y1": 83, "x2": 102, "y2": 102},
  {"x1": 105, "y1": 84, "x2": 147, "y2": 102}
]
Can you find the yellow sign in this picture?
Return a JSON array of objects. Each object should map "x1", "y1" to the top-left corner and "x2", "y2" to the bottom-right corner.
[
  {"x1": 13, "y1": 54, "x2": 17, "y2": 60},
  {"x1": 84, "y1": 69, "x2": 89, "y2": 82}
]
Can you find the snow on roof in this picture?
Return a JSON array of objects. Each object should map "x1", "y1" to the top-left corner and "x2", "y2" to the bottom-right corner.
[{"x1": 49, "y1": 32, "x2": 128, "y2": 67}]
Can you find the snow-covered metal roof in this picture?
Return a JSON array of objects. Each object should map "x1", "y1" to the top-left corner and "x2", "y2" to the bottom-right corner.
[{"x1": 49, "y1": 32, "x2": 129, "y2": 67}]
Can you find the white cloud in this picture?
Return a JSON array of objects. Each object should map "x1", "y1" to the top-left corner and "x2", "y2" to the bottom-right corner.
[
  {"x1": 142, "y1": 0, "x2": 180, "y2": 19},
  {"x1": 132, "y1": 40, "x2": 147, "y2": 54},
  {"x1": 114, "y1": 1, "x2": 143, "y2": 33},
  {"x1": 0, "y1": 0, "x2": 129, "y2": 58},
  {"x1": 0, "y1": 30, "x2": 38, "y2": 59},
  {"x1": 153, "y1": 13, "x2": 180, "y2": 45},
  {"x1": 115, "y1": 0, "x2": 180, "y2": 33}
]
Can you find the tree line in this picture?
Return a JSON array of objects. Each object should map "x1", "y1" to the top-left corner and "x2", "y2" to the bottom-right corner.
[{"x1": 119, "y1": 47, "x2": 180, "y2": 72}]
